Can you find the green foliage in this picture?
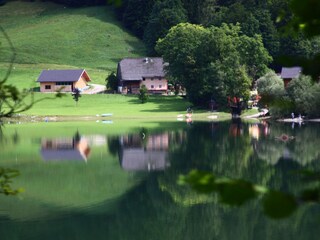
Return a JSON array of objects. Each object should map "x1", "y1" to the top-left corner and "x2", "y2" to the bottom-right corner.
[
  {"x1": 156, "y1": 23, "x2": 271, "y2": 108},
  {"x1": 71, "y1": 88, "x2": 81, "y2": 106},
  {"x1": 262, "y1": 191, "x2": 298, "y2": 219},
  {"x1": 286, "y1": 0, "x2": 320, "y2": 38},
  {"x1": 182, "y1": 0, "x2": 218, "y2": 25},
  {"x1": 122, "y1": 0, "x2": 156, "y2": 38},
  {"x1": 257, "y1": 71, "x2": 285, "y2": 104},
  {"x1": 106, "y1": 71, "x2": 118, "y2": 92},
  {"x1": 286, "y1": 75, "x2": 319, "y2": 116},
  {"x1": 143, "y1": 0, "x2": 187, "y2": 55},
  {"x1": 138, "y1": 85, "x2": 149, "y2": 103},
  {"x1": 258, "y1": 72, "x2": 320, "y2": 118},
  {"x1": 179, "y1": 169, "x2": 304, "y2": 219},
  {"x1": 0, "y1": 167, "x2": 22, "y2": 195},
  {"x1": 257, "y1": 71, "x2": 294, "y2": 117}
]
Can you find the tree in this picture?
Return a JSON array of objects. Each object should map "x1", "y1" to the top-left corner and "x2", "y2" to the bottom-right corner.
[
  {"x1": 256, "y1": 71, "x2": 289, "y2": 117},
  {"x1": 72, "y1": 88, "x2": 81, "y2": 106},
  {"x1": 156, "y1": 23, "x2": 271, "y2": 109},
  {"x1": 286, "y1": 75, "x2": 317, "y2": 116},
  {"x1": 182, "y1": 0, "x2": 218, "y2": 25},
  {"x1": 143, "y1": 0, "x2": 187, "y2": 55},
  {"x1": 138, "y1": 85, "x2": 148, "y2": 103},
  {"x1": 256, "y1": 71, "x2": 286, "y2": 107},
  {"x1": 122, "y1": 0, "x2": 156, "y2": 38},
  {"x1": 277, "y1": 0, "x2": 320, "y2": 80},
  {"x1": 106, "y1": 71, "x2": 118, "y2": 92}
]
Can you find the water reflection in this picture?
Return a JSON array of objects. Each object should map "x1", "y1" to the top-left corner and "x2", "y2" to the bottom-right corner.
[
  {"x1": 119, "y1": 132, "x2": 171, "y2": 171},
  {"x1": 40, "y1": 132, "x2": 91, "y2": 162},
  {"x1": 1, "y1": 122, "x2": 320, "y2": 239}
]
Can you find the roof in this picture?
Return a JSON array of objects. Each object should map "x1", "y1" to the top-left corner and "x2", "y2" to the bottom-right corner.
[
  {"x1": 37, "y1": 69, "x2": 91, "y2": 83},
  {"x1": 41, "y1": 149, "x2": 88, "y2": 161},
  {"x1": 118, "y1": 57, "x2": 166, "y2": 81},
  {"x1": 280, "y1": 67, "x2": 302, "y2": 79},
  {"x1": 120, "y1": 148, "x2": 168, "y2": 171}
]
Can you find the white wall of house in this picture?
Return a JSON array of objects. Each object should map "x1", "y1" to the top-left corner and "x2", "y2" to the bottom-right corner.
[
  {"x1": 40, "y1": 82, "x2": 73, "y2": 92},
  {"x1": 141, "y1": 77, "x2": 167, "y2": 92}
]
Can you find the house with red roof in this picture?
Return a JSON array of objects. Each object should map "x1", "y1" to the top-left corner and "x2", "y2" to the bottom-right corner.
[{"x1": 37, "y1": 69, "x2": 91, "y2": 93}]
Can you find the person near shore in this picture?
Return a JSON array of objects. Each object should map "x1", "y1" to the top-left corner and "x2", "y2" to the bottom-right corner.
[{"x1": 291, "y1": 112, "x2": 295, "y2": 119}]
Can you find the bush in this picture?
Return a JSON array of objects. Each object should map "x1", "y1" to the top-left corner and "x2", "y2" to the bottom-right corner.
[{"x1": 138, "y1": 85, "x2": 149, "y2": 103}]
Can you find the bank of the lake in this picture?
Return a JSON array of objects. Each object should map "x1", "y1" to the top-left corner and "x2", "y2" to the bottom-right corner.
[{"x1": 10, "y1": 93, "x2": 244, "y2": 122}]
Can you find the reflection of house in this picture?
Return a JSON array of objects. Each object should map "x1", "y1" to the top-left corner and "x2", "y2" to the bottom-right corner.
[
  {"x1": 280, "y1": 67, "x2": 302, "y2": 87},
  {"x1": 41, "y1": 136, "x2": 91, "y2": 161},
  {"x1": 119, "y1": 133, "x2": 170, "y2": 171},
  {"x1": 249, "y1": 122, "x2": 270, "y2": 140},
  {"x1": 117, "y1": 57, "x2": 168, "y2": 94},
  {"x1": 37, "y1": 69, "x2": 91, "y2": 92}
]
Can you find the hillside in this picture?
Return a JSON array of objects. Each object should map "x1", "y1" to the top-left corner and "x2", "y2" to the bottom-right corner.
[{"x1": 0, "y1": 1, "x2": 146, "y2": 89}]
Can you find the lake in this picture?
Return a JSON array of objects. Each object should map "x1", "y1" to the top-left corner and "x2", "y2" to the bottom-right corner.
[{"x1": 0, "y1": 119, "x2": 320, "y2": 240}]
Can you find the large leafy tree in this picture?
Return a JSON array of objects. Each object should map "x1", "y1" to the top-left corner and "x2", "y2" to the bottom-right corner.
[
  {"x1": 286, "y1": 75, "x2": 319, "y2": 116},
  {"x1": 156, "y1": 23, "x2": 271, "y2": 107},
  {"x1": 256, "y1": 71, "x2": 286, "y2": 109},
  {"x1": 143, "y1": 0, "x2": 187, "y2": 55},
  {"x1": 122, "y1": 0, "x2": 156, "y2": 38},
  {"x1": 182, "y1": 0, "x2": 218, "y2": 25},
  {"x1": 156, "y1": 23, "x2": 210, "y2": 105}
]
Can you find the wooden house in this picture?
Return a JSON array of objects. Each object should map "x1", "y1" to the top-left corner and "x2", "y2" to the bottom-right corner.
[
  {"x1": 117, "y1": 57, "x2": 168, "y2": 94},
  {"x1": 37, "y1": 69, "x2": 91, "y2": 92},
  {"x1": 280, "y1": 67, "x2": 302, "y2": 87}
]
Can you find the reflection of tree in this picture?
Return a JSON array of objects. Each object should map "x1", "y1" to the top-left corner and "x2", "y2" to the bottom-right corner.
[
  {"x1": 255, "y1": 123, "x2": 320, "y2": 165},
  {"x1": 1, "y1": 123, "x2": 320, "y2": 238},
  {"x1": 0, "y1": 124, "x2": 21, "y2": 195},
  {"x1": 165, "y1": 121, "x2": 320, "y2": 219},
  {"x1": 107, "y1": 135, "x2": 121, "y2": 157}
]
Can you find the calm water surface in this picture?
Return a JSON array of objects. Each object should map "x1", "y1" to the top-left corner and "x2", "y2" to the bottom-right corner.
[{"x1": 0, "y1": 120, "x2": 320, "y2": 240}]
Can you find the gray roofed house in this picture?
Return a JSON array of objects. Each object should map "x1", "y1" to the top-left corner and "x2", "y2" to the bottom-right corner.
[
  {"x1": 37, "y1": 69, "x2": 91, "y2": 92},
  {"x1": 280, "y1": 67, "x2": 302, "y2": 87},
  {"x1": 118, "y1": 133, "x2": 170, "y2": 172},
  {"x1": 40, "y1": 137, "x2": 90, "y2": 162},
  {"x1": 117, "y1": 57, "x2": 168, "y2": 94}
]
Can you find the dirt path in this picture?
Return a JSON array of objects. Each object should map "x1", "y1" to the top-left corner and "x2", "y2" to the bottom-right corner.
[{"x1": 82, "y1": 84, "x2": 106, "y2": 94}]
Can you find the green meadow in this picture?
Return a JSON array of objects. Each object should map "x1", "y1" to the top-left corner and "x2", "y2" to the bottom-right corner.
[
  {"x1": 0, "y1": 1, "x2": 145, "y2": 88},
  {"x1": 14, "y1": 93, "x2": 232, "y2": 121}
]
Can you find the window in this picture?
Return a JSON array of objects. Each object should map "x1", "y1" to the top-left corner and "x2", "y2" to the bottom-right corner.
[
  {"x1": 151, "y1": 78, "x2": 154, "y2": 81},
  {"x1": 151, "y1": 85, "x2": 154, "y2": 89},
  {"x1": 159, "y1": 85, "x2": 162, "y2": 88},
  {"x1": 158, "y1": 77, "x2": 162, "y2": 80},
  {"x1": 142, "y1": 77, "x2": 146, "y2": 81},
  {"x1": 45, "y1": 85, "x2": 51, "y2": 90},
  {"x1": 56, "y1": 82, "x2": 72, "y2": 86}
]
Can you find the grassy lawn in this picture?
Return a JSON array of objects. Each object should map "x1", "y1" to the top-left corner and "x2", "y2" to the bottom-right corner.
[{"x1": 18, "y1": 93, "x2": 234, "y2": 121}]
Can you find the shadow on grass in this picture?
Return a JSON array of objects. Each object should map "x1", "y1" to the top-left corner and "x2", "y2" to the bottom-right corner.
[{"x1": 126, "y1": 95, "x2": 190, "y2": 113}]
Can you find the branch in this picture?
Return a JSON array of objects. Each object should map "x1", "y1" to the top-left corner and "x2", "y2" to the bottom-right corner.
[{"x1": 0, "y1": 25, "x2": 16, "y2": 85}]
